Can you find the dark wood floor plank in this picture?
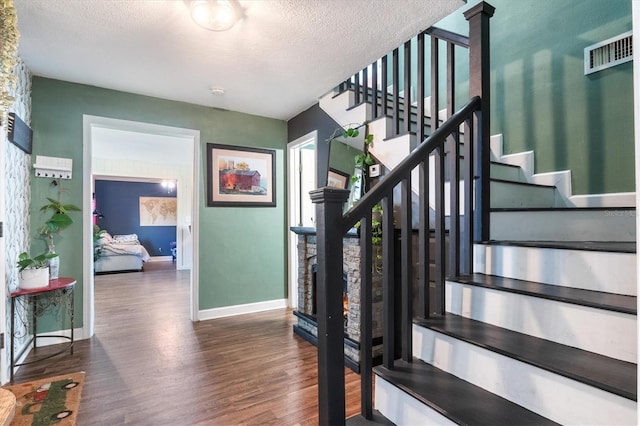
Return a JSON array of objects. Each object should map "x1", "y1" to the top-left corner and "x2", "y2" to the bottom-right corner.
[
  {"x1": 415, "y1": 314, "x2": 637, "y2": 400},
  {"x1": 11, "y1": 264, "x2": 362, "y2": 424},
  {"x1": 452, "y1": 273, "x2": 637, "y2": 314}
]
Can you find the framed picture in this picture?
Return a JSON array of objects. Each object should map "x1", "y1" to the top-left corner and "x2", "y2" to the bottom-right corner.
[
  {"x1": 327, "y1": 168, "x2": 350, "y2": 189},
  {"x1": 206, "y1": 143, "x2": 276, "y2": 207},
  {"x1": 139, "y1": 197, "x2": 177, "y2": 226}
]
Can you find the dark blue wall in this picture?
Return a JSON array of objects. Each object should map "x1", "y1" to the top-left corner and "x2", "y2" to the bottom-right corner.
[{"x1": 94, "y1": 180, "x2": 177, "y2": 257}]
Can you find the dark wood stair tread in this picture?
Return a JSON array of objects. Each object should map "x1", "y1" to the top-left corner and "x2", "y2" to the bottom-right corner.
[
  {"x1": 346, "y1": 410, "x2": 395, "y2": 425},
  {"x1": 451, "y1": 273, "x2": 636, "y2": 314},
  {"x1": 490, "y1": 177, "x2": 555, "y2": 188},
  {"x1": 483, "y1": 239, "x2": 636, "y2": 254},
  {"x1": 374, "y1": 358, "x2": 558, "y2": 425},
  {"x1": 414, "y1": 314, "x2": 637, "y2": 400}
]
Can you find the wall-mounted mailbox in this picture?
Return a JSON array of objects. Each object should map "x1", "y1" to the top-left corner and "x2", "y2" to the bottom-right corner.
[
  {"x1": 7, "y1": 113, "x2": 33, "y2": 154},
  {"x1": 33, "y1": 155, "x2": 73, "y2": 179}
]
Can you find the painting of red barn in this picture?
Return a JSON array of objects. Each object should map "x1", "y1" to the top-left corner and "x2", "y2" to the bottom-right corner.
[
  {"x1": 207, "y1": 143, "x2": 276, "y2": 207},
  {"x1": 220, "y1": 169, "x2": 262, "y2": 193}
]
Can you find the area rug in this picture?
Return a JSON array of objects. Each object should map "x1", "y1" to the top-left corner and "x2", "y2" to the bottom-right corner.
[{"x1": 4, "y1": 372, "x2": 84, "y2": 426}]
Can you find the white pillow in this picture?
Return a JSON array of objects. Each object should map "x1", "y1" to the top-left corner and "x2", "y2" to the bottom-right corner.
[{"x1": 113, "y1": 234, "x2": 139, "y2": 244}]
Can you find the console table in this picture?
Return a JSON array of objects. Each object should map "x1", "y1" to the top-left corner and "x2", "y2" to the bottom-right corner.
[{"x1": 10, "y1": 277, "x2": 76, "y2": 382}]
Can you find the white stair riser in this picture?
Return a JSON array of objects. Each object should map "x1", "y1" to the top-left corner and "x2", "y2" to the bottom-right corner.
[
  {"x1": 413, "y1": 326, "x2": 637, "y2": 425},
  {"x1": 490, "y1": 163, "x2": 526, "y2": 182},
  {"x1": 368, "y1": 118, "x2": 414, "y2": 169},
  {"x1": 374, "y1": 376, "x2": 457, "y2": 426},
  {"x1": 474, "y1": 244, "x2": 637, "y2": 296},
  {"x1": 319, "y1": 91, "x2": 369, "y2": 131},
  {"x1": 491, "y1": 181, "x2": 556, "y2": 208},
  {"x1": 322, "y1": 91, "x2": 558, "y2": 211},
  {"x1": 446, "y1": 281, "x2": 637, "y2": 363},
  {"x1": 491, "y1": 210, "x2": 636, "y2": 242}
]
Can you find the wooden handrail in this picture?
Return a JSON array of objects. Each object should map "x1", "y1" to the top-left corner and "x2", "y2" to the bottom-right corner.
[
  {"x1": 423, "y1": 26, "x2": 470, "y2": 47},
  {"x1": 315, "y1": 3, "x2": 494, "y2": 424}
]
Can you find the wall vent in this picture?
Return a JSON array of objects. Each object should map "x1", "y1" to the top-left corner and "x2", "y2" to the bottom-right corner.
[{"x1": 585, "y1": 31, "x2": 633, "y2": 75}]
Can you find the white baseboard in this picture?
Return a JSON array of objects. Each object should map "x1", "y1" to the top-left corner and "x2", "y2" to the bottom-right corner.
[
  {"x1": 198, "y1": 298, "x2": 287, "y2": 321},
  {"x1": 147, "y1": 256, "x2": 173, "y2": 262},
  {"x1": 530, "y1": 170, "x2": 572, "y2": 206},
  {"x1": 491, "y1": 133, "x2": 636, "y2": 208},
  {"x1": 569, "y1": 192, "x2": 636, "y2": 208}
]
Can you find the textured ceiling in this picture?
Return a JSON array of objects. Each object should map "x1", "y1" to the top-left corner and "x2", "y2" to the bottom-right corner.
[{"x1": 14, "y1": 0, "x2": 464, "y2": 120}]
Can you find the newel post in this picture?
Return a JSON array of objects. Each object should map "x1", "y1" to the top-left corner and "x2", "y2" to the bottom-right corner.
[
  {"x1": 464, "y1": 1, "x2": 494, "y2": 242},
  {"x1": 311, "y1": 187, "x2": 350, "y2": 426}
]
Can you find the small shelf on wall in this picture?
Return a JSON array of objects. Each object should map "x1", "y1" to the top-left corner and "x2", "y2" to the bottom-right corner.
[{"x1": 33, "y1": 155, "x2": 73, "y2": 179}]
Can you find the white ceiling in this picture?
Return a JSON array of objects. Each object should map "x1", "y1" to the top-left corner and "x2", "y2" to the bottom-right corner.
[{"x1": 14, "y1": 0, "x2": 464, "y2": 121}]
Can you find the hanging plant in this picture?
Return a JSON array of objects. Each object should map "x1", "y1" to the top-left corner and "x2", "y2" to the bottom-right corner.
[
  {"x1": 326, "y1": 122, "x2": 374, "y2": 188},
  {"x1": 0, "y1": 0, "x2": 19, "y2": 122}
]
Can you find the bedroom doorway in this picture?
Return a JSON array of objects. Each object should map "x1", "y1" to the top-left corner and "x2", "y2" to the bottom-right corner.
[
  {"x1": 82, "y1": 116, "x2": 200, "y2": 338},
  {"x1": 93, "y1": 177, "x2": 178, "y2": 269}
]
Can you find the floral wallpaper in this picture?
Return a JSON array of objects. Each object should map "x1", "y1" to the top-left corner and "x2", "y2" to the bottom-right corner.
[
  {"x1": 4, "y1": 58, "x2": 31, "y2": 291},
  {"x1": 3, "y1": 57, "x2": 31, "y2": 375}
]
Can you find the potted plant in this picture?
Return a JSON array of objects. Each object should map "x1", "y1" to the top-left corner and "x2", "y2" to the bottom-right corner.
[
  {"x1": 16, "y1": 252, "x2": 58, "y2": 289},
  {"x1": 37, "y1": 180, "x2": 81, "y2": 279},
  {"x1": 93, "y1": 225, "x2": 107, "y2": 262}
]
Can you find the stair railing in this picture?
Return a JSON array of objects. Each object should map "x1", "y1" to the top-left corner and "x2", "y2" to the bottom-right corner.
[{"x1": 313, "y1": 3, "x2": 494, "y2": 424}]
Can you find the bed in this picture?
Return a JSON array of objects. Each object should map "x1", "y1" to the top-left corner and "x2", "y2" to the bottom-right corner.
[{"x1": 94, "y1": 233, "x2": 151, "y2": 274}]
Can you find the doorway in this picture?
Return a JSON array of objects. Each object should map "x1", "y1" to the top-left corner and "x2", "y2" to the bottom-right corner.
[
  {"x1": 287, "y1": 131, "x2": 317, "y2": 309},
  {"x1": 82, "y1": 116, "x2": 200, "y2": 338}
]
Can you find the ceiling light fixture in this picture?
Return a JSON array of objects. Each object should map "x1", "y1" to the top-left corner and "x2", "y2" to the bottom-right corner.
[
  {"x1": 210, "y1": 87, "x2": 225, "y2": 96},
  {"x1": 188, "y1": 0, "x2": 239, "y2": 32}
]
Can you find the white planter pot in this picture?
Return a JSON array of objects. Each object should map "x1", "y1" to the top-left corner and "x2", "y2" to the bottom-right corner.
[{"x1": 19, "y1": 267, "x2": 50, "y2": 290}]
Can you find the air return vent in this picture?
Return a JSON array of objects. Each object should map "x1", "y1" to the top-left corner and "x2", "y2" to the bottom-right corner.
[{"x1": 584, "y1": 31, "x2": 632, "y2": 75}]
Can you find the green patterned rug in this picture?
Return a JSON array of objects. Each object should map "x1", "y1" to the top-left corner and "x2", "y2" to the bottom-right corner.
[{"x1": 4, "y1": 372, "x2": 84, "y2": 426}]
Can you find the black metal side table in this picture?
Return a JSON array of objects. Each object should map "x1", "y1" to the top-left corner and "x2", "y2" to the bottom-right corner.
[{"x1": 10, "y1": 277, "x2": 76, "y2": 382}]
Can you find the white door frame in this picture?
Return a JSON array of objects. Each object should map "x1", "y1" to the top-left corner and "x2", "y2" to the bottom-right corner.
[
  {"x1": 82, "y1": 115, "x2": 200, "y2": 338},
  {"x1": 287, "y1": 131, "x2": 317, "y2": 309}
]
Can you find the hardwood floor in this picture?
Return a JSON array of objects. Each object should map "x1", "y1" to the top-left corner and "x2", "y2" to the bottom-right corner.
[{"x1": 11, "y1": 264, "x2": 362, "y2": 425}]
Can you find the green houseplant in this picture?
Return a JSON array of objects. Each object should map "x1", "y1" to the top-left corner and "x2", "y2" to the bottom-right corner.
[
  {"x1": 17, "y1": 251, "x2": 58, "y2": 273},
  {"x1": 16, "y1": 251, "x2": 58, "y2": 289},
  {"x1": 37, "y1": 180, "x2": 81, "y2": 279},
  {"x1": 328, "y1": 123, "x2": 384, "y2": 268},
  {"x1": 39, "y1": 196, "x2": 81, "y2": 252},
  {"x1": 93, "y1": 225, "x2": 107, "y2": 262}
]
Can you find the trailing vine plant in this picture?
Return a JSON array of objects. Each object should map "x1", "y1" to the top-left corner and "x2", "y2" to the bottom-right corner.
[
  {"x1": 326, "y1": 122, "x2": 374, "y2": 192},
  {"x1": 327, "y1": 123, "x2": 383, "y2": 272}
]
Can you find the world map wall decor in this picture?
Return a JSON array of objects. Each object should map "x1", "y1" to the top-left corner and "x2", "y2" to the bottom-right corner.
[{"x1": 139, "y1": 196, "x2": 177, "y2": 226}]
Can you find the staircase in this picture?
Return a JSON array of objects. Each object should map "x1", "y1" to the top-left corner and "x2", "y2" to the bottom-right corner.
[
  {"x1": 322, "y1": 101, "x2": 637, "y2": 425},
  {"x1": 321, "y1": 90, "x2": 636, "y2": 242},
  {"x1": 375, "y1": 248, "x2": 636, "y2": 425},
  {"x1": 322, "y1": 92, "x2": 638, "y2": 425},
  {"x1": 312, "y1": 2, "x2": 637, "y2": 425}
]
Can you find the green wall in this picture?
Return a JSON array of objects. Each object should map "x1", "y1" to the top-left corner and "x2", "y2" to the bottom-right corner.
[
  {"x1": 437, "y1": 0, "x2": 633, "y2": 195},
  {"x1": 31, "y1": 77, "x2": 288, "y2": 326}
]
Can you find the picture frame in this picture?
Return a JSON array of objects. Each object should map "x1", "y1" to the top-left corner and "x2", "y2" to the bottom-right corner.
[
  {"x1": 327, "y1": 168, "x2": 350, "y2": 189},
  {"x1": 206, "y1": 143, "x2": 276, "y2": 207},
  {"x1": 139, "y1": 196, "x2": 177, "y2": 226}
]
